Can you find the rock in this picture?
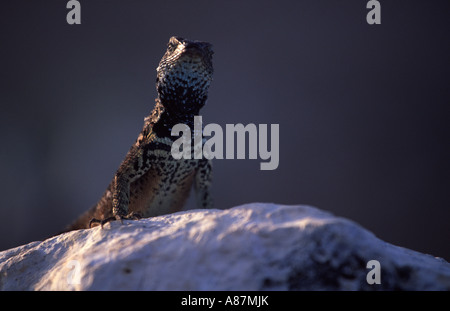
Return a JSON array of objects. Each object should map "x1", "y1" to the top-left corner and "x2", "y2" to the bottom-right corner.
[{"x1": 0, "y1": 203, "x2": 449, "y2": 290}]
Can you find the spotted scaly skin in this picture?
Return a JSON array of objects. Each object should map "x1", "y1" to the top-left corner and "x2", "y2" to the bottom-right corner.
[{"x1": 65, "y1": 37, "x2": 214, "y2": 231}]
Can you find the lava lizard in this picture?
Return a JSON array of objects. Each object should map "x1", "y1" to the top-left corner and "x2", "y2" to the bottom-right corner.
[{"x1": 64, "y1": 36, "x2": 214, "y2": 231}]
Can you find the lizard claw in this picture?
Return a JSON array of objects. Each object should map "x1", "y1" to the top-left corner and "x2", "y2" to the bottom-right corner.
[
  {"x1": 89, "y1": 212, "x2": 143, "y2": 229},
  {"x1": 126, "y1": 211, "x2": 143, "y2": 220},
  {"x1": 89, "y1": 216, "x2": 116, "y2": 228}
]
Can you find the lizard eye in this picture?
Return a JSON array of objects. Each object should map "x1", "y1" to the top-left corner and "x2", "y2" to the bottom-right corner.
[
  {"x1": 167, "y1": 43, "x2": 175, "y2": 53},
  {"x1": 167, "y1": 37, "x2": 181, "y2": 53}
]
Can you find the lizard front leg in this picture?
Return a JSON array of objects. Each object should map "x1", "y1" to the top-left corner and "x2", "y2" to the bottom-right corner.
[
  {"x1": 194, "y1": 159, "x2": 213, "y2": 209},
  {"x1": 90, "y1": 146, "x2": 150, "y2": 228}
]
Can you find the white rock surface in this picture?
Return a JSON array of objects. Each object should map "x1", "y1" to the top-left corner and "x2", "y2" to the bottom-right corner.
[{"x1": 0, "y1": 203, "x2": 449, "y2": 290}]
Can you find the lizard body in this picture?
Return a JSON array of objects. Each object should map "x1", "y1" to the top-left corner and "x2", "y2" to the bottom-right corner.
[{"x1": 65, "y1": 36, "x2": 213, "y2": 231}]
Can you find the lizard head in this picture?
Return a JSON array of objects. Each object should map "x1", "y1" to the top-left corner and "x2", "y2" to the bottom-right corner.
[{"x1": 156, "y1": 36, "x2": 214, "y2": 115}]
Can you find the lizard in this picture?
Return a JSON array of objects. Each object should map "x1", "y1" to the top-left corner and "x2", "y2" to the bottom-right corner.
[{"x1": 63, "y1": 36, "x2": 214, "y2": 231}]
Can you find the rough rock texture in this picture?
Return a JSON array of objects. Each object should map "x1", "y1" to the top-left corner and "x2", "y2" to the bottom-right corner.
[{"x1": 0, "y1": 203, "x2": 449, "y2": 290}]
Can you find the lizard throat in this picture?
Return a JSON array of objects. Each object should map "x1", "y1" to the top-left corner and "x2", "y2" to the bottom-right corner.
[{"x1": 151, "y1": 98, "x2": 205, "y2": 138}]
